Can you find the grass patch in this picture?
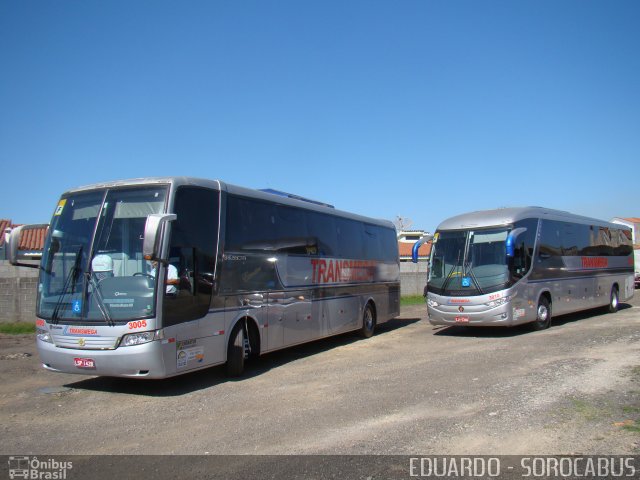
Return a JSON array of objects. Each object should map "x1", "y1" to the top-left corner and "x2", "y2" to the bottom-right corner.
[
  {"x1": 571, "y1": 399, "x2": 602, "y2": 421},
  {"x1": 630, "y1": 366, "x2": 640, "y2": 380},
  {"x1": 615, "y1": 366, "x2": 640, "y2": 434},
  {"x1": 622, "y1": 421, "x2": 640, "y2": 433},
  {"x1": 560, "y1": 369, "x2": 640, "y2": 437},
  {"x1": 0, "y1": 322, "x2": 36, "y2": 335},
  {"x1": 401, "y1": 295, "x2": 425, "y2": 306}
]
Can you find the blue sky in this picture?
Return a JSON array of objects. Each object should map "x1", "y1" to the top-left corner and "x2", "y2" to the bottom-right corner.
[{"x1": 1, "y1": 0, "x2": 638, "y2": 233}]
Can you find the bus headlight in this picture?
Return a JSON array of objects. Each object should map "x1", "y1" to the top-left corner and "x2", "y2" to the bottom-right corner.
[
  {"x1": 36, "y1": 329, "x2": 53, "y2": 344},
  {"x1": 427, "y1": 298, "x2": 439, "y2": 308},
  {"x1": 484, "y1": 296, "x2": 511, "y2": 308},
  {"x1": 120, "y1": 331, "x2": 159, "y2": 347}
]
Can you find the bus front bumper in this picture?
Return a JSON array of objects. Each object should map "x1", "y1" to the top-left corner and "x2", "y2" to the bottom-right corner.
[
  {"x1": 37, "y1": 338, "x2": 169, "y2": 379},
  {"x1": 427, "y1": 303, "x2": 530, "y2": 327}
]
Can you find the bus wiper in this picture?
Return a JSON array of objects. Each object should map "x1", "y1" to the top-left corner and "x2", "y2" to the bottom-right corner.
[
  {"x1": 465, "y1": 263, "x2": 484, "y2": 295},
  {"x1": 51, "y1": 246, "x2": 83, "y2": 325},
  {"x1": 462, "y1": 258, "x2": 484, "y2": 295},
  {"x1": 86, "y1": 272, "x2": 114, "y2": 326},
  {"x1": 441, "y1": 251, "x2": 462, "y2": 292}
]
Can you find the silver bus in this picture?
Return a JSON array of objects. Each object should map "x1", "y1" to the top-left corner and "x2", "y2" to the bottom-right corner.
[
  {"x1": 415, "y1": 207, "x2": 635, "y2": 330},
  {"x1": 9, "y1": 177, "x2": 399, "y2": 378}
]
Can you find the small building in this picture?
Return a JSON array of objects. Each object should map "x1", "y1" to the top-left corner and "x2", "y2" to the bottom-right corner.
[
  {"x1": 397, "y1": 230, "x2": 431, "y2": 262},
  {"x1": 0, "y1": 220, "x2": 48, "y2": 261}
]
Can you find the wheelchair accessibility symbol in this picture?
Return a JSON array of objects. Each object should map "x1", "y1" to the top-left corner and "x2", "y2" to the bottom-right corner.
[{"x1": 72, "y1": 300, "x2": 82, "y2": 315}]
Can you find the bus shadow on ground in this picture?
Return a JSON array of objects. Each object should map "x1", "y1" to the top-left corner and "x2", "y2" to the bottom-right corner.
[
  {"x1": 64, "y1": 316, "x2": 420, "y2": 397},
  {"x1": 433, "y1": 303, "x2": 632, "y2": 339}
]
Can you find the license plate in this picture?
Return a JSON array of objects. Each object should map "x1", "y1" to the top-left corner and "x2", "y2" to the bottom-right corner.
[
  {"x1": 74, "y1": 358, "x2": 96, "y2": 369},
  {"x1": 454, "y1": 316, "x2": 469, "y2": 323}
]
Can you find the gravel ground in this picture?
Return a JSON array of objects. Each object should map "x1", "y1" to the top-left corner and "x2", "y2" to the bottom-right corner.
[{"x1": 1, "y1": 294, "x2": 639, "y2": 458}]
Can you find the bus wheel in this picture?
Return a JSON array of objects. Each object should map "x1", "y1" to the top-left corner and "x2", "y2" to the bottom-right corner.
[
  {"x1": 360, "y1": 303, "x2": 376, "y2": 338},
  {"x1": 531, "y1": 297, "x2": 551, "y2": 331},
  {"x1": 226, "y1": 323, "x2": 245, "y2": 377},
  {"x1": 607, "y1": 286, "x2": 619, "y2": 313}
]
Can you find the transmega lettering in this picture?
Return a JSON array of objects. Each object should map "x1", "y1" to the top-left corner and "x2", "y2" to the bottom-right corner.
[
  {"x1": 63, "y1": 326, "x2": 98, "y2": 336},
  {"x1": 581, "y1": 257, "x2": 608, "y2": 269},
  {"x1": 310, "y1": 259, "x2": 376, "y2": 284}
]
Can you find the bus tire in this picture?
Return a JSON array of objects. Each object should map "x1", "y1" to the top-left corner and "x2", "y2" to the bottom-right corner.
[
  {"x1": 360, "y1": 303, "x2": 376, "y2": 338},
  {"x1": 607, "y1": 286, "x2": 619, "y2": 313},
  {"x1": 225, "y1": 323, "x2": 245, "y2": 377},
  {"x1": 531, "y1": 296, "x2": 551, "y2": 331}
]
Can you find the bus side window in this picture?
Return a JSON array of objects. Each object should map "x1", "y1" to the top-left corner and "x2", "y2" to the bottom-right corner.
[
  {"x1": 168, "y1": 247, "x2": 194, "y2": 295},
  {"x1": 431, "y1": 258, "x2": 443, "y2": 278},
  {"x1": 510, "y1": 219, "x2": 537, "y2": 279},
  {"x1": 538, "y1": 220, "x2": 562, "y2": 261},
  {"x1": 163, "y1": 187, "x2": 219, "y2": 327},
  {"x1": 336, "y1": 218, "x2": 364, "y2": 259},
  {"x1": 307, "y1": 212, "x2": 337, "y2": 257}
]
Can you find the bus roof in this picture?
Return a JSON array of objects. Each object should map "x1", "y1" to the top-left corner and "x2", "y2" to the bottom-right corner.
[
  {"x1": 436, "y1": 207, "x2": 626, "y2": 231},
  {"x1": 64, "y1": 176, "x2": 395, "y2": 229}
]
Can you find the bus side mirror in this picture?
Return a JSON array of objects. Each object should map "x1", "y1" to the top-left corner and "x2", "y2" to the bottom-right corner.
[
  {"x1": 143, "y1": 214, "x2": 177, "y2": 261},
  {"x1": 7, "y1": 225, "x2": 40, "y2": 269},
  {"x1": 411, "y1": 234, "x2": 434, "y2": 264},
  {"x1": 505, "y1": 228, "x2": 527, "y2": 258}
]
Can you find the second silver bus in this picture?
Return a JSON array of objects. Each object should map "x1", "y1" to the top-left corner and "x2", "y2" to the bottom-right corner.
[{"x1": 417, "y1": 207, "x2": 634, "y2": 330}]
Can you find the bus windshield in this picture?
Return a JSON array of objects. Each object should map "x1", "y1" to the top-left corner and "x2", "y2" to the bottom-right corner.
[
  {"x1": 428, "y1": 228, "x2": 510, "y2": 295},
  {"x1": 38, "y1": 186, "x2": 169, "y2": 323}
]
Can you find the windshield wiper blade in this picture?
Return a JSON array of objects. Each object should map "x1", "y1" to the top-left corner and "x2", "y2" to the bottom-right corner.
[
  {"x1": 465, "y1": 267, "x2": 484, "y2": 295},
  {"x1": 51, "y1": 246, "x2": 83, "y2": 324},
  {"x1": 462, "y1": 258, "x2": 484, "y2": 295},
  {"x1": 441, "y1": 251, "x2": 462, "y2": 292},
  {"x1": 86, "y1": 272, "x2": 114, "y2": 326}
]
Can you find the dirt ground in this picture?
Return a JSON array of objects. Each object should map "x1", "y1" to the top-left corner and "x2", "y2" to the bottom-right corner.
[{"x1": 1, "y1": 294, "x2": 640, "y2": 458}]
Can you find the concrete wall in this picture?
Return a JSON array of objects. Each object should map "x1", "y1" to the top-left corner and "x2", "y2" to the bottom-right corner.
[
  {"x1": 0, "y1": 260, "x2": 39, "y2": 323},
  {"x1": 399, "y1": 261, "x2": 428, "y2": 297}
]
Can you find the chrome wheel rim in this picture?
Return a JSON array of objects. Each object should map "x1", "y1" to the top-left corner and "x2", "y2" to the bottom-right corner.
[
  {"x1": 364, "y1": 308, "x2": 373, "y2": 330},
  {"x1": 537, "y1": 305, "x2": 548, "y2": 322}
]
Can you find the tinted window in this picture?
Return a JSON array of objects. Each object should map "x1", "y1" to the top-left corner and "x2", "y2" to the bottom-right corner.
[
  {"x1": 561, "y1": 223, "x2": 592, "y2": 256},
  {"x1": 275, "y1": 206, "x2": 312, "y2": 254},
  {"x1": 538, "y1": 220, "x2": 563, "y2": 258},
  {"x1": 611, "y1": 227, "x2": 634, "y2": 256},
  {"x1": 226, "y1": 196, "x2": 276, "y2": 251},
  {"x1": 225, "y1": 195, "x2": 397, "y2": 262},
  {"x1": 509, "y1": 218, "x2": 538, "y2": 279},
  {"x1": 363, "y1": 224, "x2": 381, "y2": 260},
  {"x1": 220, "y1": 255, "x2": 281, "y2": 293},
  {"x1": 361, "y1": 224, "x2": 398, "y2": 262},
  {"x1": 538, "y1": 220, "x2": 633, "y2": 259},
  {"x1": 307, "y1": 212, "x2": 337, "y2": 256},
  {"x1": 336, "y1": 218, "x2": 363, "y2": 259},
  {"x1": 378, "y1": 226, "x2": 399, "y2": 262},
  {"x1": 163, "y1": 187, "x2": 219, "y2": 326}
]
